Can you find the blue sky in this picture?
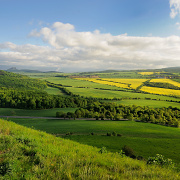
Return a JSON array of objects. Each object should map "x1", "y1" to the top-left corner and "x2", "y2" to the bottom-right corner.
[{"x1": 0, "y1": 0, "x2": 180, "y2": 72}]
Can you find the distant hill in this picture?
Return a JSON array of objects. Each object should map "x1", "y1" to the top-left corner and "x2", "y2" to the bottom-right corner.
[
  {"x1": 6, "y1": 67, "x2": 62, "y2": 73},
  {"x1": 5, "y1": 66, "x2": 180, "y2": 74},
  {"x1": 7, "y1": 67, "x2": 43, "y2": 73},
  {"x1": 162, "y1": 67, "x2": 180, "y2": 73}
]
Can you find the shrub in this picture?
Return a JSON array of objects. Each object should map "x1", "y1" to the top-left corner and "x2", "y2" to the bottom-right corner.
[
  {"x1": 112, "y1": 131, "x2": 117, "y2": 136},
  {"x1": 119, "y1": 150, "x2": 126, "y2": 157},
  {"x1": 99, "y1": 147, "x2": 107, "y2": 154},
  {"x1": 147, "y1": 154, "x2": 174, "y2": 168},
  {"x1": 137, "y1": 156, "x2": 144, "y2": 160},
  {"x1": 66, "y1": 132, "x2": 73, "y2": 135},
  {"x1": 122, "y1": 145, "x2": 136, "y2": 158},
  {"x1": 0, "y1": 161, "x2": 11, "y2": 176}
]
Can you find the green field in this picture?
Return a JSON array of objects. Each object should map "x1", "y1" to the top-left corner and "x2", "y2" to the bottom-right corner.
[
  {"x1": 44, "y1": 86, "x2": 66, "y2": 95},
  {"x1": 115, "y1": 99, "x2": 180, "y2": 108},
  {"x1": 44, "y1": 77, "x2": 128, "y2": 90},
  {"x1": 65, "y1": 86, "x2": 179, "y2": 101},
  {"x1": 1, "y1": 119, "x2": 179, "y2": 179},
  {"x1": 8, "y1": 119, "x2": 180, "y2": 167},
  {"x1": 0, "y1": 108, "x2": 77, "y2": 117},
  {"x1": 78, "y1": 71, "x2": 143, "y2": 78}
]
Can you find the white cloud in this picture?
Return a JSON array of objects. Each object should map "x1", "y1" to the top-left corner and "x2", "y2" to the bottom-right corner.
[
  {"x1": 176, "y1": 22, "x2": 180, "y2": 29},
  {"x1": 170, "y1": 0, "x2": 180, "y2": 18},
  {"x1": 1, "y1": 22, "x2": 180, "y2": 72}
]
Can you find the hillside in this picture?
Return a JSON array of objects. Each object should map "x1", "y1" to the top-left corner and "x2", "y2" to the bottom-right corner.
[{"x1": 0, "y1": 119, "x2": 179, "y2": 179}]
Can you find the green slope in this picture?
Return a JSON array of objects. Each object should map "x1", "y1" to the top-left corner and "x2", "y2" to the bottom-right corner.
[{"x1": 0, "y1": 119, "x2": 179, "y2": 179}]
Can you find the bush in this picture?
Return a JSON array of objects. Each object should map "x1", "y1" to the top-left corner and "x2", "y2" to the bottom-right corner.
[
  {"x1": 119, "y1": 150, "x2": 126, "y2": 157},
  {"x1": 0, "y1": 161, "x2": 11, "y2": 176},
  {"x1": 147, "y1": 154, "x2": 174, "y2": 168},
  {"x1": 107, "y1": 132, "x2": 112, "y2": 136},
  {"x1": 99, "y1": 147, "x2": 107, "y2": 154},
  {"x1": 112, "y1": 131, "x2": 117, "y2": 136},
  {"x1": 66, "y1": 132, "x2": 73, "y2": 135},
  {"x1": 122, "y1": 145, "x2": 136, "y2": 158},
  {"x1": 137, "y1": 156, "x2": 144, "y2": 160}
]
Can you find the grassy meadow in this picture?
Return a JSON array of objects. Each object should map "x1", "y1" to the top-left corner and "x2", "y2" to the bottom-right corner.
[
  {"x1": 8, "y1": 118, "x2": 180, "y2": 167},
  {"x1": 0, "y1": 119, "x2": 179, "y2": 179},
  {"x1": 0, "y1": 108, "x2": 77, "y2": 117},
  {"x1": 65, "y1": 86, "x2": 179, "y2": 101},
  {"x1": 114, "y1": 99, "x2": 180, "y2": 108},
  {"x1": 44, "y1": 86, "x2": 67, "y2": 95}
]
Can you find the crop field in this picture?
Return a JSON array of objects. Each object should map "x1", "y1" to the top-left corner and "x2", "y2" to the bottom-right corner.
[
  {"x1": 75, "y1": 78, "x2": 130, "y2": 89},
  {"x1": 141, "y1": 86, "x2": 180, "y2": 97},
  {"x1": 78, "y1": 71, "x2": 143, "y2": 78},
  {"x1": 114, "y1": 99, "x2": 180, "y2": 108},
  {"x1": 44, "y1": 77, "x2": 126, "y2": 90},
  {"x1": 44, "y1": 86, "x2": 66, "y2": 95},
  {"x1": 138, "y1": 72, "x2": 155, "y2": 75},
  {"x1": 150, "y1": 79, "x2": 180, "y2": 87},
  {"x1": 72, "y1": 77, "x2": 180, "y2": 98},
  {"x1": 103, "y1": 78, "x2": 147, "y2": 89},
  {"x1": 8, "y1": 119, "x2": 180, "y2": 167},
  {"x1": 65, "y1": 86, "x2": 179, "y2": 101},
  {"x1": 174, "y1": 79, "x2": 180, "y2": 83},
  {"x1": 76, "y1": 78, "x2": 148, "y2": 90}
]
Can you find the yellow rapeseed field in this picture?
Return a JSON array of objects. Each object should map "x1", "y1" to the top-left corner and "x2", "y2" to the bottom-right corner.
[
  {"x1": 141, "y1": 86, "x2": 180, "y2": 96},
  {"x1": 75, "y1": 78, "x2": 147, "y2": 89},
  {"x1": 75, "y1": 78, "x2": 129, "y2": 88},
  {"x1": 150, "y1": 79, "x2": 180, "y2": 88},
  {"x1": 138, "y1": 72, "x2": 155, "y2": 75},
  {"x1": 102, "y1": 78, "x2": 148, "y2": 89}
]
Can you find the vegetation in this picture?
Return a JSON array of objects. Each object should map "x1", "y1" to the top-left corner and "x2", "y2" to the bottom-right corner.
[
  {"x1": 0, "y1": 119, "x2": 179, "y2": 179},
  {"x1": 141, "y1": 86, "x2": 180, "y2": 97},
  {"x1": 0, "y1": 70, "x2": 47, "y2": 90},
  {"x1": 56, "y1": 101, "x2": 180, "y2": 127},
  {"x1": 0, "y1": 107, "x2": 77, "y2": 117},
  {"x1": 9, "y1": 119, "x2": 180, "y2": 167},
  {"x1": 1, "y1": 68, "x2": 180, "y2": 179},
  {"x1": 144, "y1": 81, "x2": 180, "y2": 90}
]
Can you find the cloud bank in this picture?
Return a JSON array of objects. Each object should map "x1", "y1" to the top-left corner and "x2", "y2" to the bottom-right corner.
[{"x1": 0, "y1": 22, "x2": 180, "y2": 72}]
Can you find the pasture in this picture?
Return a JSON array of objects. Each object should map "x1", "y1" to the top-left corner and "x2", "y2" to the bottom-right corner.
[
  {"x1": 8, "y1": 118, "x2": 180, "y2": 167},
  {"x1": 44, "y1": 86, "x2": 66, "y2": 95},
  {"x1": 65, "y1": 86, "x2": 179, "y2": 101},
  {"x1": 0, "y1": 108, "x2": 77, "y2": 117},
  {"x1": 44, "y1": 77, "x2": 127, "y2": 90},
  {"x1": 1, "y1": 119, "x2": 179, "y2": 179},
  {"x1": 114, "y1": 99, "x2": 180, "y2": 108}
]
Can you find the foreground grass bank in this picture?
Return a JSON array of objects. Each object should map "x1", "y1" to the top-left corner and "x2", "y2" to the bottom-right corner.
[
  {"x1": 7, "y1": 119, "x2": 180, "y2": 168},
  {"x1": 0, "y1": 119, "x2": 179, "y2": 179}
]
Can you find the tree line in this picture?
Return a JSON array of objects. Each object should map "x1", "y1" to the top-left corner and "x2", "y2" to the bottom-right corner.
[
  {"x1": 0, "y1": 89, "x2": 94, "y2": 109},
  {"x1": 56, "y1": 102, "x2": 180, "y2": 127},
  {"x1": 144, "y1": 80, "x2": 180, "y2": 90}
]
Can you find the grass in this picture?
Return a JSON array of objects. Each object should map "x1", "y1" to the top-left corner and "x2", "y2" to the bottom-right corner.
[
  {"x1": 0, "y1": 108, "x2": 77, "y2": 117},
  {"x1": 66, "y1": 86, "x2": 180, "y2": 101},
  {"x1": 8, "y1": 119, "x2": 180, "y2": 167},
  {"x1": 114, "y1": 99, "x2": 180, "y2": 108},
  {"x1": 44, "y1": 86, "x2": 67, "y2": 95},
  {"x1": 0, "y1": 119, "x2": 179, "y2": 179},
  {"x1": 44, "y1": 77, "x2": 127, "y2": 90}
]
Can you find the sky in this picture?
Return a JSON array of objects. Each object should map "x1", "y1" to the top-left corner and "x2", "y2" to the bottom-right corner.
[{"x1": 0, "y1": 0, "x2": 180, "y2": 72}]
